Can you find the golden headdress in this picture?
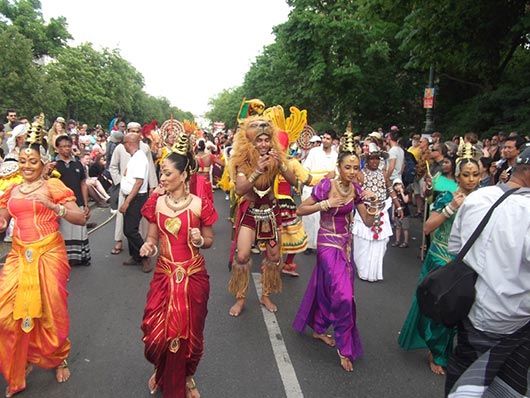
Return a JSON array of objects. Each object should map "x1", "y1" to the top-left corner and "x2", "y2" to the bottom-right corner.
[
  {"x1": 456, "y1": 138, "x2": 481, "y2": 161},
  {"x1": 263, "y1": 105, "x2": 307, "y2": 144},
  {"x1": 339, "y1": 121, "x2": 356, "y2": 154},
  {"x1": 237, "y1": 98, "x2": 265, "y2": 123},
  {"x1": 24, "y1": 113, "x2": 51, "y2": 164},
  {"x1": 25, "y1": 113, "x2": 46, "y2": 146},
  {"x1": 455, "y1": 138, "x2": 481, "y2": 176},
  {"x1": 171, "y1": 131, "x2": 192, "y2": 156}
]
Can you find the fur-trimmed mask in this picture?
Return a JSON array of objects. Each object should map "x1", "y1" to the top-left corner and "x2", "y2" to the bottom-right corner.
[{"x1": 244, "y1": 116, "x2": 274, "y2": 142}]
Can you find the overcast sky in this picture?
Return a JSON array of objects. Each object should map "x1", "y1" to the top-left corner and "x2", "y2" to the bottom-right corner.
[{"x1": 40, "y1": 0, "x2": 291, "y2": 116}]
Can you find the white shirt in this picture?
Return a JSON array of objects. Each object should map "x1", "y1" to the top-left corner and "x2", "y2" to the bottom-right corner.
[
  {"x1": 387, "y1": 145, "x2": 404, "y2": 182},
  {"x1": 302, "y1": 146, "x2": 338, "y2": 180},
  {"x1": 448, "y1": 185, "x2": 530, "y2": 334},
  {"x1": 120, "y1": 149, "x2": 149, "y2": 195},
  {"x1": 110, "y1": 141, "x2": 158, "y2": 189}
]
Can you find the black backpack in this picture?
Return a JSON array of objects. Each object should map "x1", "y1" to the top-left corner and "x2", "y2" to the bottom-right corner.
[{"x1": 402, "y1": 151, "x2": 417, "y2": 186}]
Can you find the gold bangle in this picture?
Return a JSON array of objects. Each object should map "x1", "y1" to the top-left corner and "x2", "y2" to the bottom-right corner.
[
  {"x1": 280, "y1": 163, "x2": 288, "y2": 173},
  {"x1": 56, "y1": 204, "x2": 67, "y2": 217},
  {"x1": 366, "y1": 206, "x2": 378, "y2": 216},
  {"x1": 248, "y1": 171, "x2": 261, "y2": 183},
  {"x1": 149, "y1": 245, "x2": 159, "y2": 257},
  {"x1": 192, "y1": 236, "x2": 205, "y2": 248}
]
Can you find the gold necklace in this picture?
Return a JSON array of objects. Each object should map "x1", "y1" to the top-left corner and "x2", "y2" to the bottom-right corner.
[
  {"x1": 19, "y1": 178, "x2": 45, "y2": 194},
  {"x1": 335, "y1": 179, "x2": 352, "y2": 197},
  {"x1": 253, "y1": 186, "x2": 271, "y2": 198},
  {"x1": 165, "y1": 194, "x2": 192, "y2": 212}
]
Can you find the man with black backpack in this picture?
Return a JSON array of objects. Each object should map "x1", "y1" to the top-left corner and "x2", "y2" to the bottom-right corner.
[{"x1": 400, "y1": 138, "x2": 417, "y2": 188}]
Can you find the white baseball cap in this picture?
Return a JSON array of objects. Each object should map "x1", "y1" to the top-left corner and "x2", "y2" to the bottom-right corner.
[{"x1": 309, "y1": 135, "x2": 322, "y2": 143}]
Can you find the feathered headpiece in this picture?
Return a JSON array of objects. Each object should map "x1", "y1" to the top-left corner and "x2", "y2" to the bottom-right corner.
[
  {"x1": 263, "y1": 105, "x2": 307, "y2": 145},
  {"x1": 183, "y1": 119, "x2": 197, "y2": 134}
]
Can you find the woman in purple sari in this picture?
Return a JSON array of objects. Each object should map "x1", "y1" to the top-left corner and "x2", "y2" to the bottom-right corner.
[{"x1": 293, "y1": 132, "x2": 375, "y2": 372}]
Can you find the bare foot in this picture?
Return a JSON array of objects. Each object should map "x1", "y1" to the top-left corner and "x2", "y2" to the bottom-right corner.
[
  {"x1": 338, "y1": 351, "x2": 353, "y2": 372},
  {"x1": 229, "y1": 298, "x2": 245, "y2": 317},
  {"x1": 428, "y1": 352, "x2": 445, "y2": 375},
  {"x1": 312, "y1": 332, "x2": 336, "y2": 347},
  {"x1": 56, "y1": 361, "x2": 71, "y2": 383},
  {"x1": 186, "y1": 376, "x2": 200, "y2": 398},
  {"x1": 148, "y1": 372, "x2": 158, "y2": 394},
  {"x1": 281, "y1": 268, "x2": 300, "y2": 277},
  {"x1": 281, "y1": 263, "x2": 300, "y2": 277},
  {"x1": 259, "y1": 296, "x2": 278, "y2": 312}
]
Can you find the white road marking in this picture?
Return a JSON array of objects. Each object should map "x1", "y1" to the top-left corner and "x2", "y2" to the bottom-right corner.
[{"x1": 252, "y1": 272, "x2": 304, "y2": 398}]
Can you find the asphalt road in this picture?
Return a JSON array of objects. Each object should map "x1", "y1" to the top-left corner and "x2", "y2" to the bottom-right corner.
[{"x1": 0, "y1": 190, "x2": 445, "y2": 397}]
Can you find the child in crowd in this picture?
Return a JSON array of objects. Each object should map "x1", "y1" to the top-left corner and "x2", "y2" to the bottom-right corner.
[{"x1": 391, "y1": 178, "x2": 411, "y2": 248}]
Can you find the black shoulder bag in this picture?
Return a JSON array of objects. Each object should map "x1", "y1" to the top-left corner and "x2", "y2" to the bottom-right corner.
[{"x1": 416, "y1": 187, "x2": 518, "y2": 327}]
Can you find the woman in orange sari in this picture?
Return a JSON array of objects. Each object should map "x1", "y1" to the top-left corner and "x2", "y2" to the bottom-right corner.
[
  {"x1": 0, "y1": 115, "x2": 86, "y2": 397},
  {"x1": 140, "y1": 132, "x2": 217, "y2": 398}
]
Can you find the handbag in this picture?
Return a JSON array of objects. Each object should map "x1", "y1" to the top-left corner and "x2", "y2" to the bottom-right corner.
[{"x1": 416, "y1": 187, "x2": 518, "y2": 327}]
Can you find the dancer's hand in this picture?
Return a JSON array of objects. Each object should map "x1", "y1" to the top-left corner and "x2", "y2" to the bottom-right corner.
[
  {"x1": 140, "y1": 241, "x2": 157, "y2": 257},
  {"x1": 0, "y1": 216, "x2": 7, "y2": 232},
  {"x1": 327, "y1": 194, "x2": 345, "y2": 208},
  {"x1": 189, "y1": 227, "x2": 203, "y2": 246},
  {"x1": 360, "y1": 189, "x2": 376, "y2": 201}
]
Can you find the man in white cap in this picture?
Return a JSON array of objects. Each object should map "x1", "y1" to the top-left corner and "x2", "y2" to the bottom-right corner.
[
  {"x1": 109, "y1": 122, "x2": 157, "y2": 270},
  {"x1": 309, "y1": 134, "x2": 321, "y2": 146}
]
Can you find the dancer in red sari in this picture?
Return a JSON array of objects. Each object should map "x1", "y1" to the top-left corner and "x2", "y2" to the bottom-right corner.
[
  {"x1": 140, "y1": 132, "x2": 217, "y2": 398},
  {"x1": 0, "y1": 114, "x2": 86, "y2": 397}
]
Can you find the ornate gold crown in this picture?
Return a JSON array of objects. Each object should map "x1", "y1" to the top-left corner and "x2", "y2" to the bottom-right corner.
[
  {"x1": 456, "y1": 138, "x2": 480, "y2": 161},
  {"x1": 160, "y1": 116, "x2": 185, "y2": 143},
  {"x1": 171, "y1": 132, "x2": 191, "y2": 156},
  {"x1": 25, "y1": 113, "x2": 46, "y2": 146},
  {"x1": 339, "y1": 121, "x2": 356, "y2": 154}
]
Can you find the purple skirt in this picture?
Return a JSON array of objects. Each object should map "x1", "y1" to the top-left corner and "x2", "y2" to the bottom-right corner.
[{"x1": 293, "y1": 233, "x2": 363, "y2": 361}]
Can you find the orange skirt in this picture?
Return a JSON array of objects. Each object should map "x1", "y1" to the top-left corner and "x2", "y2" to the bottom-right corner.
[{"x1": 0, "y1": 232, "x2": 71, "y2": 395}]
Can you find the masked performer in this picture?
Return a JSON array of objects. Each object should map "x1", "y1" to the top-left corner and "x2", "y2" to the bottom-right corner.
[
  {"x1": 0, "y1": 114, "x2": 86, "y2": 397},
  {"x1": 228, "y1": 116, "x2": 297, "y2": 316},
  {"x1": 140, "y1": 131, "x2": 217, "y2": 398}
]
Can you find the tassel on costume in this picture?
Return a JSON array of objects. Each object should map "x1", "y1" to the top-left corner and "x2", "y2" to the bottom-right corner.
[
  {"x1": 261, "y1": 259, "x2": 282, "y2": 296},
  {"x1": 228, "y1": 258, "x2": 251, "y2": 299}
]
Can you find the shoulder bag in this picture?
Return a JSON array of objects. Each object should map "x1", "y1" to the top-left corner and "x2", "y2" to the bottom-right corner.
[{"x1": 416, "y1": 187, "x2": 518, "y2": 327}]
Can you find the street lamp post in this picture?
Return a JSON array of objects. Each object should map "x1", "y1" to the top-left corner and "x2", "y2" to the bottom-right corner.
[{"x1": 423, "y1": 65, "x2": 435, "y2": 134}]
